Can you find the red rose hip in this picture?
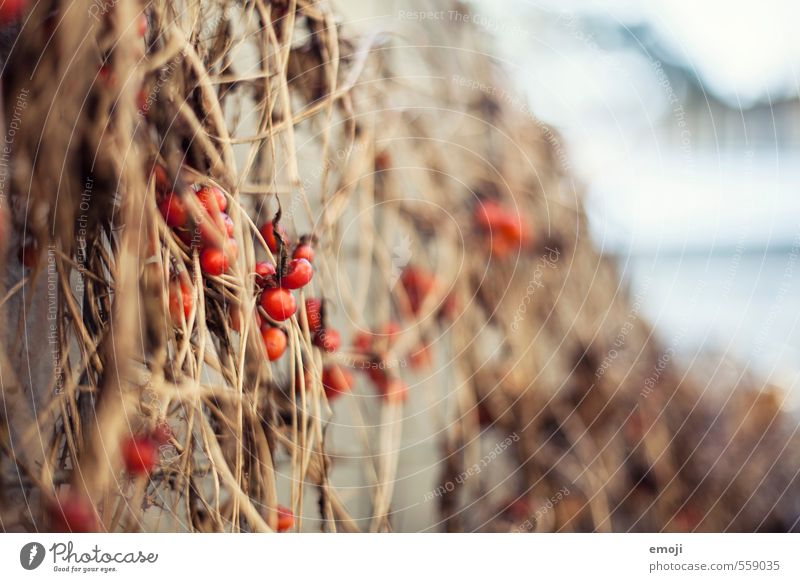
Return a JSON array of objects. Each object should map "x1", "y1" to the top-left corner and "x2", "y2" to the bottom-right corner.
[
  {"x1": 279, "y1": 258, "x2": 313, "y2": 289},
  {"x1": 158, "y1": 195, "x2": 188, "y2": 228},
  {"x1": 121, "y1": 435, "x2": 158, "y2": 475},
  {"x1": 276, "y1": 505, "x2": 294, "y2": 532},
  {"x1": 292, "y1": 243, "x2": 314, "y2": 263},
  {"x1": 48, "y1": 493, "x2": 98, "y2": 533},
  {"x1": 200, "y1": 247, "x2": 229, "y2": 275},
  {"x1": 261, "y1": 326, "x2": 287, "y2": 361},
  {"x1": 260, "y1": 287, "x2": 296, "y2": 321}
]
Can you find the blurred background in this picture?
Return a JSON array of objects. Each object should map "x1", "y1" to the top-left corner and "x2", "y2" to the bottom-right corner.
[{"x1": 471, "y1": 0, "x2": 800, "y2": 408}]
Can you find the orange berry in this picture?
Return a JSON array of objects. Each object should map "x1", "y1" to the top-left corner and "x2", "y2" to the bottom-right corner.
[
  {"x1": 261, "y1": 326, "x2": 287, "y2": 361},
  {"x1": 260, "y1": 288, "x2": 296, "y2": 321}
]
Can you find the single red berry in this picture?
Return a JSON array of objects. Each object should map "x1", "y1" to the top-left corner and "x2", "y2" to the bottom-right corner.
[
  {"x1": 260, "y1": 287, "x2": 296, "y2": 321},
  {"x1": 261, "y1": 326, "x2": 287, "y2": 361},
  {"x1": 48, "y1": 493, "x2": 98, "y2": 533},
  {"x1": 322, "y1": 365, "x2": 352, "y2": 401},
  {"x1": 158, "y1": 194, "x2": 188, "y2": 228},
  {"x1": 168, "y1": 280, "x2": 193, "y2": 324},
  {"x1": 196, "y1": 184, "x2": 226, "y2": 213},
  {"x1": 498, "y1": 213, "x2": 527, "y2": 245},
  {"x1": 0, "y1": 0, "x2": 26, "y2": 25},
  {"x1": 400, "y1": 267, "x2": 436, "y2": 314},
  {"x1": 475, "y1": 200, "x2": 531, "y2": 250},
  {"x1": 304, "y1": 298, "x2": 323, "y2": 334},
  {"x1": 490, "y1": 235, "x2": 512, "y2": 258},
  {"x1": 474, "y1": 199, "x2": 507, "y2": 230},
  {"x1": 352, "y1": 330, "x2": 373, "y2": 353},
  {"x1": 121, "y1": 435, "x2": 158, "y2": 475},
  {"x1": 279, "y1": 258, "x2": 313, "y2": 290},
  {"x1": 259, "y1": 221, "x2": 287, "y2": 254},
  {"x1": 276, "y1": 505, "x2": 294, "y2": 532},
  {"x1": 200, "y1": 247, "x2": 229, "y2": 276},
  {"x1": 292, "y1": 243, "x2": 314, "y2": 263},
  {"x1": 313, "y1": 328, "x2": 340, "y2": 353}
]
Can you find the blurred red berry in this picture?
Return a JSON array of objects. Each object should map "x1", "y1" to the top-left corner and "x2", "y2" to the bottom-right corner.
[
  {"x1": 276, "y1": 505, "x2": 294, "y2": 532},
  {"x1": 137, "y1": 13, "x2": 147, "y2": 37},
  {"x1": 474, "y1": 199, "x2": 507, "y2": 230},
  {"x1": 352, "y1": 330, "x2": 373, "y2": 353},
  {"x1": 48, "y1": 493, "x2": 98, "y2": 533},
  {"x1": 200, "y1": 247, "x2": 229, "y2": 275},
  {"x1": 260, "y1": 288, "x2": 296, "y2": 321},
  {"x1": 197, "y1": 185, "x2": 226, "y2": 213},
  {"x1": 313, "y1": 328, "x2": 340, "y2": 353},
  {"x1": 475, "y1": 199, "x2": 531, "y2": 253},
  {"x1": 0, "y1": 0, "x2": 26, "y2": 25},
  {"x1": 400, "y1": 267, "x2": 436, "y2": 314},
  {"x1": 121, "y1": 435, "x2": 158, "y2": 475},
  {"x1": 292, "y1": 243, "x2": 314, "y2": 263},
  {"x1": 158, "y1": 194, "x2": 188, "y2": 228},
  {"x1": 322, "y1": 365, "x2": 352, "y2": 401},
  {"x1": 261, "y1": 326, "x2": 287, "y2": 361}
]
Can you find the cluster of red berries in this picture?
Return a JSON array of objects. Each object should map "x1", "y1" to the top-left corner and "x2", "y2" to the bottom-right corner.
[
  {"x1": 474, "y1": 199, "x2": 531, "y2": 258},
  {"x1": 157, "y1": 171, "x2": 238, "y2": 277},
  {"x1": 251, "y1": 220, "x2": 318, "y2": 362},
  {"x1": 400, "y1": 265, "x2": 458, "y2": 320},
  {"x1": 120, "y1": 422, "x2": 172, "y2": 476}
]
